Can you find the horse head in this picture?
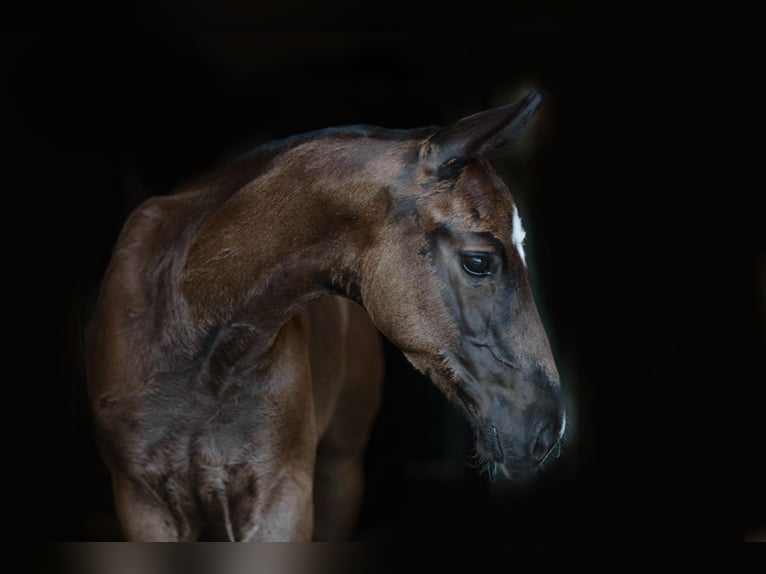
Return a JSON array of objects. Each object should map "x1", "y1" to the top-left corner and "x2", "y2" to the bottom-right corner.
[{"x1": 362, "y1": 91, "x2": 565, "y2": 476}]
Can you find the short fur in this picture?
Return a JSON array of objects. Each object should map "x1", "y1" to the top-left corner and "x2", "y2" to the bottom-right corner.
[{"x1": 86, "y1": 90, "x2": 564, "y2": 541}]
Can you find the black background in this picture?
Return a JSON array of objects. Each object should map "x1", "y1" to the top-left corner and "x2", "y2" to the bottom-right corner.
[{"x1": 7, "y1": 26, "x2": 764, "y2": 543}]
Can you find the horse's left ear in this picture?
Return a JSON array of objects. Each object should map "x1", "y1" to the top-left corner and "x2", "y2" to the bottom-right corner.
[{"x1": 423, "y1": 90, "x2": 542, "y2": 178}]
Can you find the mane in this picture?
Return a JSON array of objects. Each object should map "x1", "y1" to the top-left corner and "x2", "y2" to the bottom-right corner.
[
  {"x1": 185, "y1": 123, "x2": 439, "y2": 202},
  {"x1": 242, "y1": 123, "x2": 440, "y2": 159}
]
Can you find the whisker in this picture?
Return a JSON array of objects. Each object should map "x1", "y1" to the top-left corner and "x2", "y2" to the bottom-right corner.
[
  {"x1": 467, "y1": 454, "x2": 482, "y2": 469},
  {"x1": 480, "y1": 460, "x2": 494, "y2": 482}
]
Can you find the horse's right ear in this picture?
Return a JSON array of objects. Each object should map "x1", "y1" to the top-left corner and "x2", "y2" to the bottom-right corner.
[{"x1": 422, "y1": 90, "x2": 543, "y2": 178}]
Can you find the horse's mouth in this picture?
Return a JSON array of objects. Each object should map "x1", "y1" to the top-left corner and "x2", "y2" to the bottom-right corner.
[
  {"x1": 432, "y1": 368, "x2": 530, "y2": 476},
  {"x1": 422, "y1": 351, "x2": 564, "y2": 478}
]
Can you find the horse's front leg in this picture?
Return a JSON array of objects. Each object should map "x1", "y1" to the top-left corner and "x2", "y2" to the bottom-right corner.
[
  {"x1": 214, "y1": 320, "x2": 318, "y2": 542},
  {"x1": 201, "y1": 403, "x2": 317, "y2": 541},
  {"x1": 111, "y1": 471, "x2": 203, "y2": 541},
  {"x1": 237, "y1": 460, "x2": 315, "y2": 541}
]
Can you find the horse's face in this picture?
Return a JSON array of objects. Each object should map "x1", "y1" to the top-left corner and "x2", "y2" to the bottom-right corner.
[
  {"x1": 363, "y1": 92, "x2": 565, "y2": 476},
  {"x1": 418, "y1": 159, "x2": 565, "y2": 476}
]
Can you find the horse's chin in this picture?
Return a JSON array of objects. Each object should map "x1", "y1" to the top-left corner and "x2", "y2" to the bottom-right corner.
[
  {"x1": 402, "y1": 350, "x2": 477, "y2": 420},
  {"x1": 404, "y1": 352, "x2": 467, "y2": 400},
  {"x1": 403, "y1": 351, "x2": 545, "y2": 480}
]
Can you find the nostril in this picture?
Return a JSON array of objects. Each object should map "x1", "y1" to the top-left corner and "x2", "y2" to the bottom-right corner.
[{"x1": 531, "y1": 423, "x2": 556, "y2": 464}]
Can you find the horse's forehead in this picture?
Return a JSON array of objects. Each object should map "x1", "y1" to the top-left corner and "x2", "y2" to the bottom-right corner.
[
  {"x1": 420, "y1": 169, "x2": 516, "y2": 234},
  {"x1": 459, "y1": 162, "x2": 514, "y2": 211}
]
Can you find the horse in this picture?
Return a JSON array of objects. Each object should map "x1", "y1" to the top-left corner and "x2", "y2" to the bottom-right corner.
[{"x1": 85, "y1": 90, "x2": 566, "y2": 541}]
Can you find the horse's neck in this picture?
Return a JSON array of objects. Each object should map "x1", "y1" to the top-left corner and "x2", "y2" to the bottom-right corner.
[{"x1": 179, "y1": 136, "x2": 405, "y2": 354}]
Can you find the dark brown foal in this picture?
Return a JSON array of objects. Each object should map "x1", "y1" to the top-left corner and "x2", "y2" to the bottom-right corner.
[{"x1": 86, "y1": 90, "x2": 564, "y2": 541}]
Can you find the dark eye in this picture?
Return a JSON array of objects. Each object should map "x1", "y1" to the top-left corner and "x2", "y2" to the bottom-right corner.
[{"x1": 461, "y1": 253, "x2": 491, "y2": 276}]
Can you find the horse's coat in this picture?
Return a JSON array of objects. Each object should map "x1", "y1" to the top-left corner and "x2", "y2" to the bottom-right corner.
[{"x1": 86, "y1": 90, "x2": 565, "y2": 541}]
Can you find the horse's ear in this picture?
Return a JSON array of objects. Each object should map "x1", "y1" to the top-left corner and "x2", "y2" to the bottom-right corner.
[{"x1": 423, "y1": 90, "x2": 542, "y2": 178}]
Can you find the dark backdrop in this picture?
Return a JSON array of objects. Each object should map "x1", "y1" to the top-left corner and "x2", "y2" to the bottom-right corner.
[{"x1": 9, "y1": 30, "x2": 756, "y2": 543}]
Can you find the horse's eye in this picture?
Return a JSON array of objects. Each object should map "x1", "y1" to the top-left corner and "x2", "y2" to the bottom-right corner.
[{"x1": 461, "y1": 254, "x2": 490, "y2": 276}]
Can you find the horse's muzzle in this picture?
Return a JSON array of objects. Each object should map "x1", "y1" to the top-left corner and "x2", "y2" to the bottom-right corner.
[{"x1": 476, "y1": 391, "x2": 565, "y2": 472}]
